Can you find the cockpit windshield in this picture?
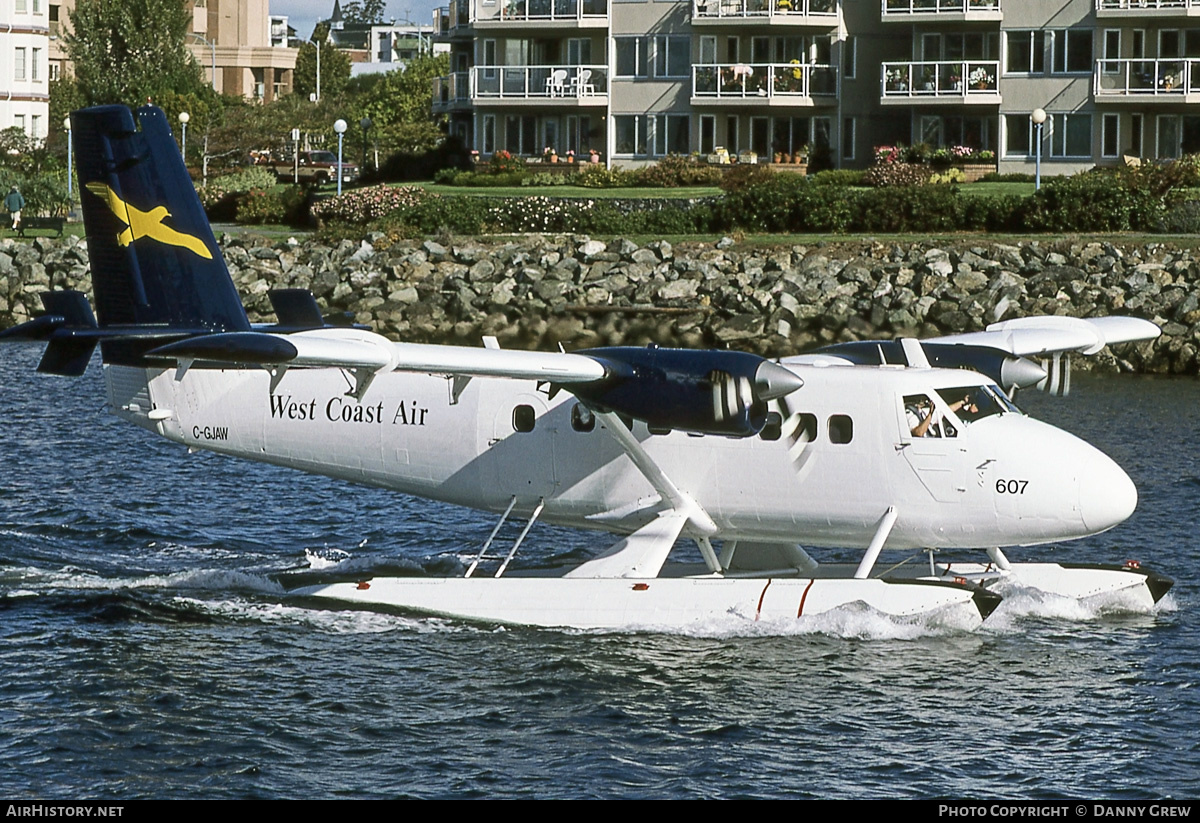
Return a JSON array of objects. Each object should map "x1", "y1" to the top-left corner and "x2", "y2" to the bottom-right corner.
[{"x1": 935, "y1": 385, "x2": 1020, "y2": 424}]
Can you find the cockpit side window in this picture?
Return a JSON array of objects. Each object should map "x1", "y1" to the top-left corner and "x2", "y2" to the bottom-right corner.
[{"x1": 904, "y1": 394, "x2": 945, "y2": 438}]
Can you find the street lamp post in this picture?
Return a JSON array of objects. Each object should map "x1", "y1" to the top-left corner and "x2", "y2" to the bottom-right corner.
[
  {"x1": 359, "y1": 116, "x2": 372, "y2": 174},
  {"x1": 292, "y1": 128, "x2": 301, "y2": 184},
  {"x1": 188, "y1": 33, "x2": 217, "y2": 91},
  {"x1": 178, "y1": 111, "x2": 190, "y2": 167},
  {"x1": 334, "y1": 119, "x2": 348, "y2": 195},
  {"x1": 1031, "y1": 107, "x2": 1047, "y2": 191},
  {"x1": 63, "y1": 117, "x2": 72, "y2": 207}
]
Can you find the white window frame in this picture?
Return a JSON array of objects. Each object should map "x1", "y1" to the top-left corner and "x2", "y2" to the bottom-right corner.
[
  {"x1": 14, "y1": 47, "x2": 26, "y2": 82},
  {"x1": 614, "y1": 114, "x2": 648, "y2": 157},
  {"x1": 1050, "y1": 29, "x2": 1093, "y2": 75},
  {"x1": 1004, "y1": 30, "x2": 1045, "y2": 75},
  {"x1": 654, "y1": 114, "x2": 689, "y2": 156},
  {"x1": 654, "y1": 35, "x2": 689, "y2": 79},
  {"x1": 615, "y1": 36, "x2": 646, "y2": 78}
]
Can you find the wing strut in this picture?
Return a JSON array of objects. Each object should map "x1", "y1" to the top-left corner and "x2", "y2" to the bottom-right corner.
[{"x1": 591, "y1": 410, "x2": 718, "y2": 538}]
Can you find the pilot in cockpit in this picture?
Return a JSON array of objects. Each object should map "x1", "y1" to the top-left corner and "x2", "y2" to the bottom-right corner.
[{"x1": 906, "y1": 395, "x2": 941, "y2": 437}]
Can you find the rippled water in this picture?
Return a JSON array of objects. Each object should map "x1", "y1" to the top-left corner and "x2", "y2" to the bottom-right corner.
[{"x1": 0, "y1": 344, "x2": 1196, "y2": 799}]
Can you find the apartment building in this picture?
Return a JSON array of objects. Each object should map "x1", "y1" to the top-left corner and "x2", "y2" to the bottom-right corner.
[
  {"x1": 2, "y1": 0, "x2": 51, "y2": 138},
  {"x1": 432, "y1": 0, "x2": 1200, "y2": 172}
]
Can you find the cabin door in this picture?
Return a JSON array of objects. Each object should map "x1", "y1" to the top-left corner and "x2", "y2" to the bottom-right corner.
[
  {"x1": 896, "y1": 393, "x2": 967, "y2": 503},
  {"x1": 489, "y1": 392, "x2": 559, "y2": 501}
]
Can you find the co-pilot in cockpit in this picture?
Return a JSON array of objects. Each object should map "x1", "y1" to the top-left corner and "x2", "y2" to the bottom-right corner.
[{"x1": 905, "y1": 385, "x2": 1020, "y2": 438}]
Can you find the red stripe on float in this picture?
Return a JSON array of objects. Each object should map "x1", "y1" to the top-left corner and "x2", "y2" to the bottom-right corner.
[
  {"x1": 797, "y1": 578, "x2": 816, "y2": 617},
  {"x1": 755, "y1": 579, "x2": 772, "y2": 621}
]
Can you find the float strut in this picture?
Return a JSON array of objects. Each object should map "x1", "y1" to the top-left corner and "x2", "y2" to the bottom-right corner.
[
  {"x1": 496, "y1": 498, "x2": 544, "y2": 579},
  {"x1": 465, "y1": 496, "x2": 517, "y2": 579},
  {"x1": 854, "y1": 506, "x2": 899, "y2": 580}
]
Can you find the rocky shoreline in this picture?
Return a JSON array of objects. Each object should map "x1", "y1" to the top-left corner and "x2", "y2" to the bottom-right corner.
[{"x1": 2, "y1": 233, "x2": 1197, "y2": 375}]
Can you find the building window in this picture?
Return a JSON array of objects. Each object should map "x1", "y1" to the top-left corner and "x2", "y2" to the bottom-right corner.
[
  {"x1": 31, "y1": 115, "x2": 40, "y2": 138},
  {"x1": 700, "y1": 115, "x2": 715, "y2": 155},
  {"x1": 1051, "y1": 113, "x2": 1092, "y2": 158},
  {"x1": 1131, "y1": 113, "x2": 1143, "y2": 156},
  {"x1": 482, "y1": 114, "x2": 495, "y2": 154},
  {"x1": 1103, "y1": 114, "x2": 1120, "y2": 158},
  {"x1": 615, "y1": 37, "x2": 646, "y2": 78},
  {"x1": 842, "y1": 117, "x2": 855, "y2": 161},
  {"x1": 49, "y1": 62, "x2": 59, "y2": 82},
  {"x1": 615, "y1": 115, "x2": 647, "y2": 156},
  {"x1": 16, "y1": 0, "x2": 27, "y2": 12},
  {"x1": 14, "y1": 114, "x2": 25, "y2": 134},
  {"x1": 32, "y1": 48, "x2": 40, "y2": 82},
  {"x1": 654, "y1": 35, "x2": 689, "y2": 79},
  {"x1": 1006, "y1": 30, "x2": 1046, "y2": 74},
  {"x1": 1004, "y1": 114, "x2": 1032, "y2": 157},
  {"x1": 1157, "y1": 115, "x2": 1180, "y2": 159},
  {"x1": 843, "y1": 36, "x2": 856, "y2": 80},
  {"x1": 1051, "y1": 29, "x2": 1093, "y2": 74},
  {"x1": 14, "y1": 48, "x2": 26, "y2": 82}
]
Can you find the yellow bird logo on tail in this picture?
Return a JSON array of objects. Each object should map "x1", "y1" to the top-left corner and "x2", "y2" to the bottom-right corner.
[{"x1": 84, "y1": 182, "x2": 213, "y2": 260}]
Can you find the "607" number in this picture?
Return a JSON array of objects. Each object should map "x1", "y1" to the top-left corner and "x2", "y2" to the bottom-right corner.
[{"x1": 995, "y1": 479, "x2": 1028, "y2": 494}]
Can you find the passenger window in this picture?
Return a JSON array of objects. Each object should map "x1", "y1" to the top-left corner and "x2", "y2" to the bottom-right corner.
[
  {"x1": 828, "y1": 414, "x2": 853, "y2": 444},
  {"x1": 759, "y1": 411, "x2": 782, "y2": 441},
  {"x1": 513, "y1": 404, "x2": 536, "y2": 433},
  {"x1": 571, "y1": 403, "x2": 595, "y2": 432},
  {"x1": 788, "y1": 412, "x2": 818, "y2": 445},
  {"x1": 647, "y1": 424, "x2": 672, "y2": 436}
]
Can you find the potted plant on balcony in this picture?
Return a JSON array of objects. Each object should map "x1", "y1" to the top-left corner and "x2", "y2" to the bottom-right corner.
[
  {"x1": 968, "y1": 66, "x2": 993, "y2": 90},
  {"x1": 544, "y1": 146, "x2": 558, "y2": 163}
]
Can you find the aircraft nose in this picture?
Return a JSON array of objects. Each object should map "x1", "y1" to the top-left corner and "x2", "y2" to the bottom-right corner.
[{"x1": 1078, "y1": 449, "x2": 1138, "y2": 533}]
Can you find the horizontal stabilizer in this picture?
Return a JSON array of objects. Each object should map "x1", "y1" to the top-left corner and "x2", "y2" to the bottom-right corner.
[{"x1": 268, "y1": 289, "x2": 326, "y2": 330}]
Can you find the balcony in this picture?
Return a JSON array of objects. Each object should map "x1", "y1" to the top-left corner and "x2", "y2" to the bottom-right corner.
[
  {"x1": 881, "y1": 0, "x2": 1002, "y2": 22},
  {"x1": 692, "y1": 0, "x2": 839, "y2": 26},
  {"x1": 471, "y1": 65, "x2": 609, "y2": 105},
  {"x1": 1096, "y1": 0, "x2": 1200, "y2": 17},
  {"x1": 475, "y1": 0, "x2": 609, "y2": 28},
  {"x1": 691, "y1": 63, "x2": 837, "y2": 105},
  {"x1": 881, "y1": 61, "x2": 1000, "y2": 104},
  {"x1": 433, "y1": 1, "x2": 471, "y2": 36},
  {"x1": 1095, "y1": 58, "x2": 1200, "y2": 102},
  {"x1": 433, "y1": 72, "x2": 472, "y2": 111}
]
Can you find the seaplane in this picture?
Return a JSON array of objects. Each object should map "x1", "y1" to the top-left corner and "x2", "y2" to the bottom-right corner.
[{"x1": 0, "y1": 104, "x2": 1174, "y2": 629}]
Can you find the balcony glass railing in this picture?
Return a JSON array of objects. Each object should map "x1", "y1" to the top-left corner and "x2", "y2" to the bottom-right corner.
[
  {"x1": 1096, "y1": 0, "x2": 1200, "y2": 10},
  {"x1": 497, "y1": 0, "x2": 609, "y2": 21},
  {"x1": 693, "y1": 0, "x2": 838, "y2": 20},
  {"x1": 472, "y1": 65, "x2": 609, "y2": 99},
  {"x1": 1095, "y1": 58, "x2": 1200, "y2": 95},
  {"x1": 881, "y1": 60, "x2": 999, "y2": 98},
  {"x1": 882, "y1": 0, "x2": 1000, "y2": 13},
  {"x1": 692, "y1": 62, "x2": 837, "y2": 99},
  {"x1": 433, "y1": 72, "x2": 472, "y2": 106}
]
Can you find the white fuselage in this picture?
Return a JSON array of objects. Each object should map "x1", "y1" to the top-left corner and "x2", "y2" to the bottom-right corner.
[{"x1": 104, "y1": 360, "x2": 1137, "y2": 553}]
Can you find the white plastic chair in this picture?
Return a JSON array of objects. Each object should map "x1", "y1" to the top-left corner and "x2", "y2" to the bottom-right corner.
[
  {"x1": 545, "y1": 69, "x2": 568, "y2": 97},
  {"x1": 572, "y1": 68, "x2": 595, "y2": 97}
]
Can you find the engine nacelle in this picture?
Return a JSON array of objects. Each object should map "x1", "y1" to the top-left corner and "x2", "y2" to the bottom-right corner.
[{"x1": 572, "y1": 345, "x2": 803, "y2": 437}]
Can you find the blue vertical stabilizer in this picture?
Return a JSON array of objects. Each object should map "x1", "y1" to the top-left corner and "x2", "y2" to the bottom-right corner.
[{"x1": 71, "y1": 105, "x2": 250, "y2": 357}]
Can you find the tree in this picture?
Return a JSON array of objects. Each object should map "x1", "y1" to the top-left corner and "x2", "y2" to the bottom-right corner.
[
  {"x1": 341, "y1": 1, "x2": 387, "y2": 24},
  {"x1": 359, "y1": 54, "x2": 450, "y2": 130},
  {"x1": 65, "y1": 0, "x2": 212, "y2": 108},
  {"x1": 294, "y1": 41, "x2": 352, "y2": 100}
]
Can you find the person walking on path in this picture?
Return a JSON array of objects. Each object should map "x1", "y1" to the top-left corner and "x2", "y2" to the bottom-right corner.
[{"x1": 5, "y1": 185, "x2": 25, "y2": 231}]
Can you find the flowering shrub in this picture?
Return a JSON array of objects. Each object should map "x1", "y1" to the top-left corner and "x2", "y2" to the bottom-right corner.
[
  {"x1": 874, "y1": 145, "x2": 903, "y2": 165},
  {"x1": 235, "y1": 186, "x2": 307, "y2": 225},
  {"x1": 487, "y1": 150, "x2": 522, "y2": 175},
  {"x1": 311, "y1": 184, "x2": 427, "y2": 224},
  {"x1": 862, "y1": 161, "x2": 934, "y2": 188},
  {"x1": 488, "y1": 196, "x2": 592, "y2": 232}
]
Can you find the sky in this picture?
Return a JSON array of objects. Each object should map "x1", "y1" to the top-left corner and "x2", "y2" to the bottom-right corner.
[{"x1": 272, "y1": 0, "x2": 441, "y2": 41}]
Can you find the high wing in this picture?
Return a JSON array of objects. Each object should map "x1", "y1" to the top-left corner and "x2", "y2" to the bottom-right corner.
[{"x1": 786, "y1": 315, "x2": 1161, "y2": 396}]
